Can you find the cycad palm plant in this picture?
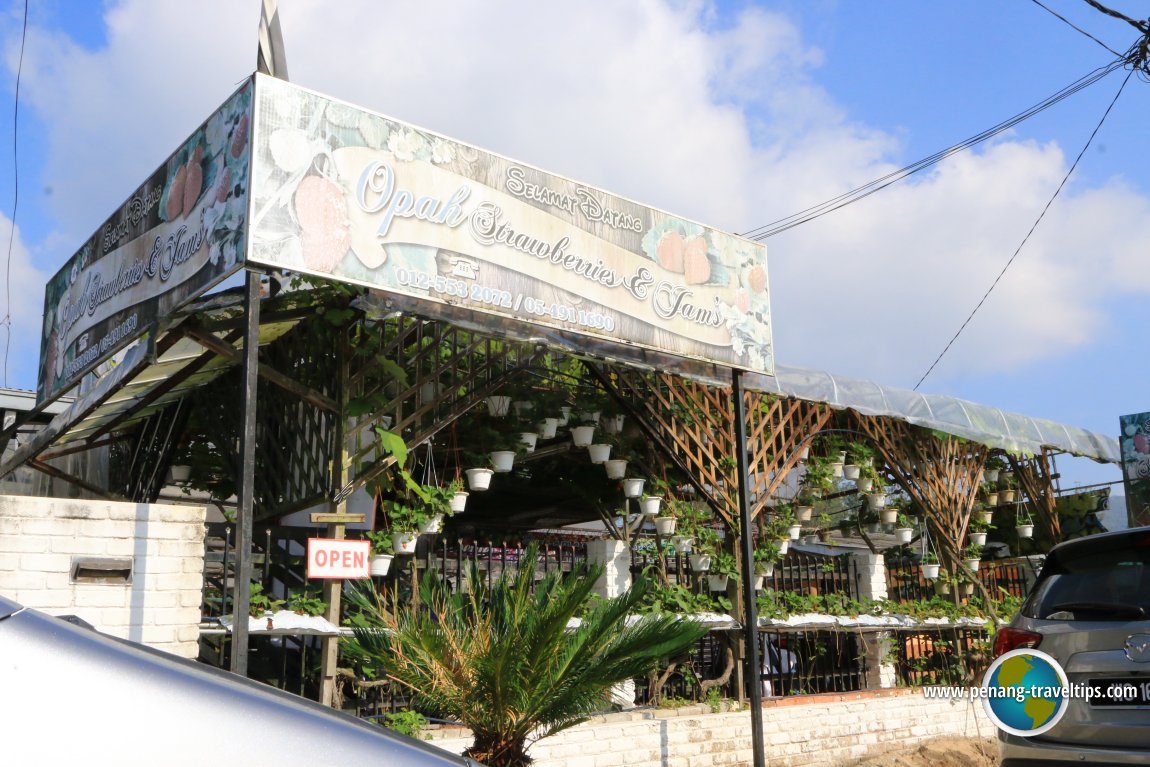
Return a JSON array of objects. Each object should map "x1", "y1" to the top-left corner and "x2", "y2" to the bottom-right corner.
[{"x1": 345, "y1": 545, "x2": 706, "y2": 767}]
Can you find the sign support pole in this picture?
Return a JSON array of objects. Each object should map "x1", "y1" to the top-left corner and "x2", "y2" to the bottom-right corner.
[
  {"x1": 230, "y1": 268, "x2": 262, "y2": 676},
  {"x1": 319, "y1": 336, "x2": 349, "y2": 707},
  {"x1": 733, "y1": 368, "x2": 766, "y2": 767}
]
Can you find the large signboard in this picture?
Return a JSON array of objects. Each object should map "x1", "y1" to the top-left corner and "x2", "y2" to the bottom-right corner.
[
  {"x1": 37, "y1": 80, "x2": 253, "y2": 402},
  {"x1": 1119, "y1": 411, "x2": 1150, "y2": 527},
  {"x1": 248, "y1": 76, "x2": 773, "y2": 376}
]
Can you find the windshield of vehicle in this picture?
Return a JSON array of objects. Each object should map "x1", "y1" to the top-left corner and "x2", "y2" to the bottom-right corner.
[{"x1": 1023, "y1": 542, "x2": 1150, "y2": 621}]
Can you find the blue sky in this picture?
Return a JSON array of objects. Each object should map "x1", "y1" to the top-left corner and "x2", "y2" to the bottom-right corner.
[{"x1": 2, "y1": 1, "x2": 1147, "y2": 492}]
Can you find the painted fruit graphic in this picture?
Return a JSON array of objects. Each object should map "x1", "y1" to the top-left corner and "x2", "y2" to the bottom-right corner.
[
  {"x1": 747, "y1": 265, "x2": 767, "y2": 293},
  {"x1": 656, "y1": 230, "x2": 685, "y2": 273},
  {"x1": 215, "y1": 165, "x2": 232, "y2": 204},
  {"x1": 166, "y1": 163, "x2": 187, "y2": 220},
  {"x1": 294, "y1": 175, "x2": 351, "y2": 273},
  {"x1": 182, "y1": 145, "x2": 204, "y2": 218},
  {"x1": 683, "y1": 235, "x2": 711, "y2": 284},
  {"x1": 231, "y1": 113, "x2": 249, "y2": 159},
  {"x1": 1135, "y1": 433, "x2": 1149, "y2": 455}
]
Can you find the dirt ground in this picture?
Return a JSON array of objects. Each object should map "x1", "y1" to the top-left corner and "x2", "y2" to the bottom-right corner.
[{"x1": 845, "y1": 736, "x2": 998, "y2": 767}]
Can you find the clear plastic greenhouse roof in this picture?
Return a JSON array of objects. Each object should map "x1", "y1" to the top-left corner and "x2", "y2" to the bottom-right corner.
[{"x1": 743, "y1": 365, "x2": 1120, "y2": 464}]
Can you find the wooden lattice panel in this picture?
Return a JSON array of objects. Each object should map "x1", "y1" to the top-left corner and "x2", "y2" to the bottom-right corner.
[
  {"x1": 856, "y1": 415, "x2": 988, "y2": 569},
  {"x1": 598, "y1": 366, "x2": 833, "y2": 526}
]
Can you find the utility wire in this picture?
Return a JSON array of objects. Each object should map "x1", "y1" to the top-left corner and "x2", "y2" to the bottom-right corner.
[
  {"x1": 912, "y1": 67, "x2": 1134, "y2": 391},
  {"x1": 740, "y1": 53, "x2": 1127, "y2": 241},
  {"x1": 1030, "y1": 0, "x2": 1124, "y2": 56},
  {"x1": 3, "y1": 0, "x2": 29, "y2": 389}
]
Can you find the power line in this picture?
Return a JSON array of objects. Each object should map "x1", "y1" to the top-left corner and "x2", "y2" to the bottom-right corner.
[
  {"x1": 739, "y1": 53, "x2": 1128, "y2": 241},
  {"x1": 912, "y1": 67, "x2": 1134, "y2": 391},
  {"x1": 3, "y1": 0, "x2": 29, "y2": 389},
  {"x1": 1030, "y1": 0, "x2": 1124, "y2": 57}
]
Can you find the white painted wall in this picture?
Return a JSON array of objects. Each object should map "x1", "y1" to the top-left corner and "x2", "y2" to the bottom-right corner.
[
  {"x1": 0, "y1": 495, "x2": 206, "y2": 658},
  {"x1": 427, "y1": 689, "x2": 994, "y2": 767}
]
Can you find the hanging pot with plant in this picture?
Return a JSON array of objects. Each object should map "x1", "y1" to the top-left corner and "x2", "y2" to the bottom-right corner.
[
  {"x1": 689, "y1": 553, "x2": 711, "y2": 572},
  {"x1": 392, "y1": 532, "x2": 418, "y2": 554},
  {"x1": 654, "y1": 516, "x2": 677, "y2": 536},
  {"x1": 587, "y1": 443, "x2": 612, "y2": 464},
  {"x1": 485, "y1": 395, "x2": 511, "y2": 417},
  {"x1": 640, "y1": 495, "x2": 664, "y2": 516},
  {"x1": 570, "y1": 425, "x2": 596, "y2": 447},
  {"x1": 604, "y1": 458, "x2": 627, "y2": 479},
  {"x1": 518, "y1": 432, "x2": 539, "y2": 453},
  {"x1": 536, "y1": 417, "x2": 559, "y2": 439},
  {"x1": 969, "y1": 531, "x2": 988, "y2": 547},
  {"x1": 622, "y1": 477, "x2": 645, "y2": 498},
  {"x1": 894, "y1": 527, "x2": 914, "y2": 544},
  {"x1": 489, "y1": 450, "x2": 516, "y2": 473},
  {"x1": 466, "y1": 467, "x2": 493, "y2": 491}
]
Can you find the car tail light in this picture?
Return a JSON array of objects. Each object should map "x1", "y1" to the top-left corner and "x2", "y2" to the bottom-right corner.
[{"x1": 993, "y1": 627, "x2": 1042, "y2": 657}]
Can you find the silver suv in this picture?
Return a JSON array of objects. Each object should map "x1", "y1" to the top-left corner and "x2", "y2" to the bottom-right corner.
[{"x1": 995, "y1": 527, "x2": 1150, "y2": 765}]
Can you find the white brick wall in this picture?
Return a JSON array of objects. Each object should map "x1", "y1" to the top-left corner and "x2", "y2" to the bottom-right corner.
[
  {"x1": 427, "y1": 689, "x2": 994, "y2": 767},
  {"x1": 0, "y1": 495, "x2": 206, "y2": 658}
]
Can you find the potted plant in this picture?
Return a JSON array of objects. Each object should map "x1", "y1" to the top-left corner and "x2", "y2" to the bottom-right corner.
[
  {"x1": 485, "y1": 394, "x2": 512, "y2": 417},
  {"x1": 984, "y1": 454, "x2": 1008, "y2": 485},
  {"x1": 999, "y1": 473, "x2": 1018, "y2": 504},
  {"x1": 893, "y1": 512, "x2": 915, "y2": 544},
  {"x1": 366, "y1": 530, "x2": 395, "y2": 576},
  {"x1": 707, "y1": 550, "x2": 738, "y2": 592},
  {"x1": 286, "y1": 586, "x2": 326, "y2": 617},
  {"x1": 962, "y1": 544, "x2": 983, "y2": 573},
  {"x1": 753, "y1": 541, "x2": 781, "y2": 579},
  {"x1": 920, "y1": 551, "x2": 940, "y2": 580},
  {"x1": 981, "y1": 482, "x2": 999, "y2": 507},
  {"x1": 622, "y1": 476, "x2": 645, "y2": 499},
  {"x1": 1016, "y1": 509, "x2": 1035, "y2": 539}
]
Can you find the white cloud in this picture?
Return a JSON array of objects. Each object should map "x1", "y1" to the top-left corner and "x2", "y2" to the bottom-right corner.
[
  {"x1": 11, "y1": 0, "x2": 1150, "y2": 397},
  {"x1": 0, "y1": 214, "x2": 49, "y2": 390}
]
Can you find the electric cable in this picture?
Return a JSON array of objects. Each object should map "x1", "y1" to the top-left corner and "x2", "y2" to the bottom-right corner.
[
  {"x1": 740, "y1": 53, "x2": 1128, "y2": 241},
  {"x1": 912, "y1": 67, "x2": 1133, "y2": 391},
  {"x1": 1030, "y1": 0, "x2": 1125, "y2": 57},
  {"x1": 3, "y1": 0, "x2": 29, "y2": 388}
]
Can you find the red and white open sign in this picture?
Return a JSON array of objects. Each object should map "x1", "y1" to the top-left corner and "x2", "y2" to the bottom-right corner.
[{"x1": 307, "y1": 538, "x2": 370, "y2": 579}]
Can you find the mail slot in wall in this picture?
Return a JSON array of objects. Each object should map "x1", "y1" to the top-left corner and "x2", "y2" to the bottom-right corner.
[{"x1": 70, "y1": 556, "x2": 134, "y2": 585}]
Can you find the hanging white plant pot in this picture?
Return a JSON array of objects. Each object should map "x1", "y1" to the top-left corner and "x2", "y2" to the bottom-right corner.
[
  {"x1": 570, "y1": 425, "x2": 596, "y2": 447},
  {"x1": 802, "y1": 534, "x2": 818, "y2": 545},
  {"x1": 511, "y1": 400, "x2": 534, "y2": 417},
  {"x1": 419, "y1": 514, "x2": 444, "y2": 535},
  {"x1": 485, "y1": 395, "x2": 511, "y2": 417},
  {"x1": 830, "y1": 462, "x2": 845, "y2": 479},
  {"x1": 842, "y1": 464, "x2": 861, "y2": 480},
  {"x1": 961, "y1": 582, "x2": 976, "y2": 596},
  {"x1": 537, "y1": 417, "x2": 559, "y2": 439},
  {"x1": 607, "y1": 413, "x2": 625, "y2": 433},
  {"x1": 855, "y1": 477, "x2": 874, "y2": 493},
  {"x1": 921, "y1": 562, "x2": 941, "y2": 580},
  {"x1": 999, "y1": 489, "x2": 1016, "y2": 504},
  {"x1": 777, "y1": 539, "x2": 790, "y2": 556},
  {"x1": 879, "y1": 508, "x2": 898, "y2": 526},
  {"x1": 558, "y1": 405, "x2": 572, "y2": 425},
  {"x1": 369, "y1": 553, "x2": 393, "y2": 577},
  {"x1": 466, "y1": 467, "x2": 494, "y2": 491},
  {"x1": 519, "y1": 432, "x2": 539, "y2": 453},
  {"x1": 894, "y1": 527, "x2": 914, "y2": 544},
  {"x1": 489, "y1": 450, "x2": 516, "y2": 473},
  {"x1": 969, "y1": 531, "x2": 987, "y2": 547},
  {"x1": 419, "y1": 381, "x2": 444, "y2": 403},
  {"x1": 788, "y1": 523, "x2": 802, "y2": 541},
  {"x1": 1016, "y1": 523, "x2": 1034, "y2": 539},
  {"x1": 579, "y1": 410, "x2": 600, "y2": 425},
  {"x1": 964, "y1": 558, "x2": 981, "y2": 572},
  {"x1": 169, "y1": 465, "x2": 191, "y2": 483},
  {"x1": 640, "y1": 496, "x2": 663, "y2": 516},
  {"x1": 587, "y1": 443, "x2": 612, "y2": 464},
  {"x1": 654, "y1": 516, "x2": 677, "y2": 536},
  {"x1": 604, "y1": 459, "x2": 627, "y2": 479},
  {"x1": 392, "y1": 532, "x2": 417, "y2": 554},
  {"x1": 798, "y1": 445, "x2": 811, "y2": 461},
  {"x1": 707, "y1": 575, "x2": 730, "y2": 592},
  {"x1": 757, "y1": 562, "x2": 775, "y2": 578},
  {"x1": 622, "y1": 477, "x2": 645, "y2": 498},
  {"x1": 867, "y1": 493, "x2": 889, "y2": 511},
  {"x1": 451, "y1": 491, "x2": 469, "y2": 513},
  {"x1": 795, "y1": 505, "x2": 813, "y2": 522},
  {"x1": 983, "y1": 468, "x2": 1000, "y2": 485},
  {"x1": 753, "y1": 574, "x2": 765, "y2": 591},
  {"x1": 984, "y1": 492, "x2": 999, "y2": 506},
  {"x1": 673, "y1": 536, "x2": 693, "y2": 553},
  {"x1": 979, "y1": 510, "x2": 994, "y2": 525},
  {"x1": 689, "y1": 554, "x2": 712, "y2": 572}
]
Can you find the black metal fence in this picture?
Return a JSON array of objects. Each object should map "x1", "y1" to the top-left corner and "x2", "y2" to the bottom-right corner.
[
  {"x1": 885, "y1": 557, "x2": 1035, "y2": 604},
  {"x1": 889, "y1": 626, "x2": 992, "y2": 687}
]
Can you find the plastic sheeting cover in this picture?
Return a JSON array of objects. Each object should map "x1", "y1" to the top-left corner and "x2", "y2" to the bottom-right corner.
[{"x1": 744, "y1": 365, "x2": 1119, "y2": 464}]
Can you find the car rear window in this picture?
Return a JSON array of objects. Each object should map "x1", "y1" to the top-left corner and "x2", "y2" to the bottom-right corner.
[{"x1": 1023, "y1": 542, "x2": 1150, "y2": 621}]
